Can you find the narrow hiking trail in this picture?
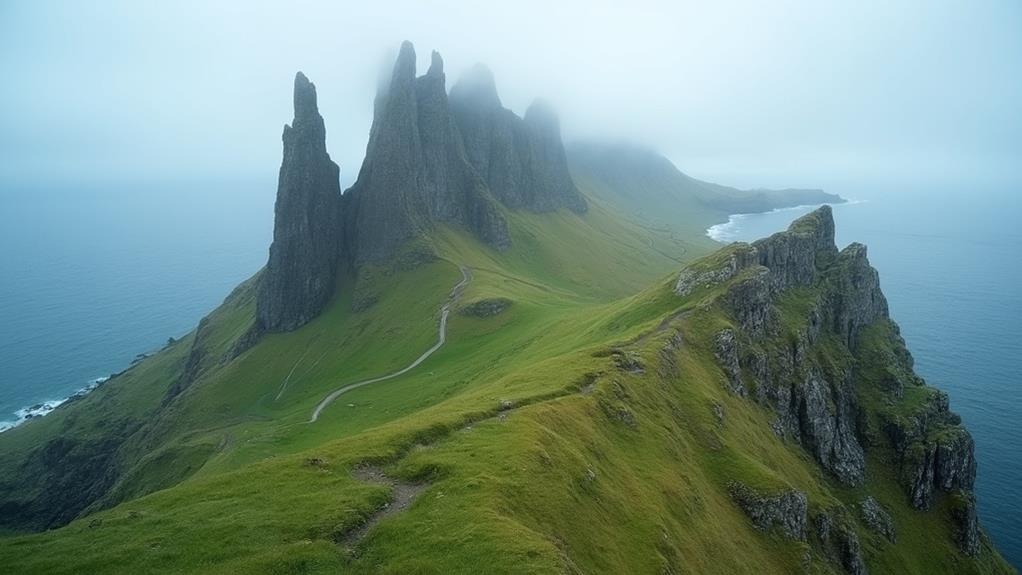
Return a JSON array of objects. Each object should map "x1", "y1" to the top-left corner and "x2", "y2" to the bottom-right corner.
[{"x1": 308, "y1": 265, "x2": 472, "y2": 423}]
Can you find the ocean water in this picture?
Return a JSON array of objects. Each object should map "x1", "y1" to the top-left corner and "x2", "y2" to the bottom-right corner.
[
  {"x1": 0, "y1": 181, "x2": 274, "y2": 430},
  {"x1": 709, "y1": 189, "x2": 1021, "y2": 568}
]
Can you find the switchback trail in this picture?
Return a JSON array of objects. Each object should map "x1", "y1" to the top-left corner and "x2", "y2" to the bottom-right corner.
[{"x1": 308, "y1": 265, "x2": 471, "y2": 423}]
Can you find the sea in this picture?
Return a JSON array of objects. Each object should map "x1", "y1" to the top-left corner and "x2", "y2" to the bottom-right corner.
[
  {"x1": 0, "y1": 181, "x2": 273, "y2": 431},
  {"x1": 0, "y1": 181, "x2": 1018, "y2": 567},
  {"x1": 709, "y1": 188, "x2": 1021, "y2": 568}
]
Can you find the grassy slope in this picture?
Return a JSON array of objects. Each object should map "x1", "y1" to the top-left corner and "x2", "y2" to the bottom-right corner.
[
  {"x1": 566, "y1": 142, "x2": 842, "y2": 242},
  {"x1": 0, "y1": 181, "x2": 1012, "y2": 573}
]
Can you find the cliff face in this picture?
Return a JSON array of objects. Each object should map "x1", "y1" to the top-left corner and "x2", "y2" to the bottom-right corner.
[
  {"x1": 686, "y1": 206, "x2": 984, "y2": 558},
  {"x1": 342, "y1": 43, "x2": 510, "y2": 263},
  {"x1": 256, "y1": 73, "x2": 342, "y2": 332},
  {"x1": 256, "y1": 42, "x2": 591, "y2": 332},
  {"x1": 449, "y1": 64, "x2": 587, "y2": 214}
]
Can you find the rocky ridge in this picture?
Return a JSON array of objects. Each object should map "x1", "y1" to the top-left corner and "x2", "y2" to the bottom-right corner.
[
  {"x1": 687, "y1": 206, "x2": 985, "y2": 558},
  {"x1": 257, "y1": 42, "x2": 586, "y2": 332},
  {"x1": 449, "y1": 64, "x2": 587, "y2": 214},
  {"x1": 341, "y1": 44, "x2": 510, "y2": 264},
  {"x1": 257, "y1": 73, "x2": 343, "y2": 332}
]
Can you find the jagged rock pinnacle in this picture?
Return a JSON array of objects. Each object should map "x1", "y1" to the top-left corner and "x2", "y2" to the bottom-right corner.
[
  {"x1": 450, "y1": 71, "x2": 587, "y2": 214},
  {"x1": 343, "y1": 41, "x2": 509, "y2": 263},
  {"x1": 292, "y1": 72, "x2": 318, "y2": 122},
  {"x1": 393, "y1": 41, "x2": 417, "y2": 84},
  {"x1": 449, "y1": 63, "x2": 501, "y2": 110},
  {"x1": 427, "y1": 50, "x2": 444, "y2": 77},
  {"x1": 257, "y1": 72, "x2": 343, "y2": 332}
]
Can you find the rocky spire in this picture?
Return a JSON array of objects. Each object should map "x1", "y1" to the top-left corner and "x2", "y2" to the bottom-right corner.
[
  {"x1": 449, "y1": 67, "x2": 587, "y2": 214},
  {"x1": 523, "y1": 99, "x2": 588, "y2": 214},
  {"x1": 257, "y1": 72, "x2": 343, "y2": 332},
  {"x1": 344, "y1": 42, "x2": 509, "y2": 263}
]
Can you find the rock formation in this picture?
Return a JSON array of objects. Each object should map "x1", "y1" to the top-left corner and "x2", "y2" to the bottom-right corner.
[
  {"x1": 815, "y1": 512, "x2": 869, "y2": 575},
  {"x1": 728, "y1": 481, "x2": 808, "y2": 541},
  {"x1": 449, "y1": 64, "x2": 587, "y2": 214},
  {"x1": 342, "y1": 43, "x2": 509, "y2": 263},
  {"x1": 686, "y1": 207, "x2": 879, "y2": 486},
  {"x1": 859, "y1": 496, "x2": 896, "y2": 542},
  {"x1": 685, "y1": 205, "x2": 985, "y2": 557},
  {"x1": 257, "y1": 72, "x2": 343, "y2": 332},
  {"x1": 254, "y1": 42, "x2": 595, "y2": 331}
]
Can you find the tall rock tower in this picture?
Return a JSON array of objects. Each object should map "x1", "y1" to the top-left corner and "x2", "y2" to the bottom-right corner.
[
  {"x1": 449, "y1": 64, "x2": 587, "y2": 214},
  {"x1": 257, "y1": 72, "x2": 343, "y2": 332},
  {"x1": 342, "y1": 42, "x2": 510, "y2": 263}
]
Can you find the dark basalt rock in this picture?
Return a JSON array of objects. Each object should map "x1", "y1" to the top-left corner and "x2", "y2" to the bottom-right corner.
[
  {"x1": 859, "y1": 496, "x2": 896, "y2": 542},
  {"x1": 713, "y1": 328, "x2": 746, "y2": 396},
  {"x1": 705, "y1": 208, "x2": 879, "y2": 486},
  {"x1": 674, "y1": 245, "x2": 758, "y2": 296},
  {"x1": 254, "y1": 42, "x2": 591, "y2": 333},
  {"x1": 795, "y1": 368, "x2": 866, "y2": 485},
  {"x1": 950, "y1": 491, "x2": 981, "y2": 556},
  {"x1": 450, "y1": 64, "x2": 587, "y2": 215},
  {"x1": 821, "y1": 243, "x2": 889, "y2": 350},
  {"x1": 692, "y1": 205, "x2": 988, "y2": 556},
  {"x1": 343, "y1": 43, "x2": 509, "y2": 263},
  {"x1": 815, "y1": 511, "x2": 869, "y2": 575},
  {"x1": 459, "y1": 297, "x2": 512, "y2": 317},
  {"x1": 728, "y1": 481, "x2": 808, "y2": 541},
  {"x1": 880, "y1": 386, "x2": 976, "y2": 510},
  {"x1": 751, "y1": 204, "x2": 838, "y2": 291},
  {"x1": 257, "y1": 72, "x2": 343, "y2": 332},
  {"x1": 898, "y1": 422, "x2": 976, "y2": 511}
]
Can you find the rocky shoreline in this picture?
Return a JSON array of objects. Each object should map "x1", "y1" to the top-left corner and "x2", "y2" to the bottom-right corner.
[{"x1": 0, "y1": 343, "x2": 168, "y2": 433}]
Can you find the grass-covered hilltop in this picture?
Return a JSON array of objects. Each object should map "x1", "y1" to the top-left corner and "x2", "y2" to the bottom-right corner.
[{"x1": 0, "y1": 41, "x2": 1012, "y2": 575}]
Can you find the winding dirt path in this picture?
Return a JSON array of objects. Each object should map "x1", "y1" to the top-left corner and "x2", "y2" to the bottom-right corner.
[{"x1": 308, "y1": 265, "x2": 471, "y2": 423}]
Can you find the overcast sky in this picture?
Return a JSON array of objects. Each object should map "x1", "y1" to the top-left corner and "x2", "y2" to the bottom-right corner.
[{"x1": 1, "y1": 0, "x2": 1019, "y2": 191}]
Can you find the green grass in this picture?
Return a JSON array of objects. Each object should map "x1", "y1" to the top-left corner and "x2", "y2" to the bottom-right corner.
[{"x1": 0, "y1": 181, "x2": 1013, "y2": 574}]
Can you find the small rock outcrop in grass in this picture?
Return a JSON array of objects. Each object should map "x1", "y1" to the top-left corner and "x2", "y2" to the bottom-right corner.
[
  {"x1": 459, "y1": 297, "x2": 512, "y2": 317},
  {"x1": 859, "y1": 496, "x2": 896, "y2": 543},
  {"x1": 728, "y1": 481, "x2": 808, "y2": 541}
]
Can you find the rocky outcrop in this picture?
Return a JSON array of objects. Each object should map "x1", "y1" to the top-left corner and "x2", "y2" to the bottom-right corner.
[
  {"x1": 674, "y1": 245, "x2": 758, "y2": 296},
  {"x1": 694, "y1": 207, "x2": 869, "y2": 485},
  {"x1": 815, "y1": 512, "x2": 869, "y2": 575},
  {"x1": 343, "y1": 44, "x2": 509, "y2": 263},
  {"x1": 691, "y1": 205, "x2": 989, "y2": 559},
  {"x1": 449, "y1": 64, "x2": 587, "y2": 214},
  {"x1": 713, "y1": 328, "x2": 746, "y2": 396},
  {"x1": 459, "y1": 297, "x2": 512, "y2": 317},
  {"x1": 254, "y1": 42, "x2": 595, "y2": 333},
  {"x1": 951, "y1": 492, "x2": 981, "y2": 556},
  {"x1": 257, "y1": 72, "x2": 343, "y2": 332},
  {"x1": 882, "y1": 389, "x2": 976, "y2": 510},
  {"x1": 820, "y1": 243, "x2": 889, "y2": 350},
  {"x1": 728, "y1": 481, "x2": 808, "y2": 541},
  {"x1": 859, "y1": 496, "x2": 896, "y2": 543},
  {"x1": 751, "y1": 205, "x2": 838, "y2": 291},
  {"x1": 795, "y1": 369, "x2": 866, "y2": 485}
]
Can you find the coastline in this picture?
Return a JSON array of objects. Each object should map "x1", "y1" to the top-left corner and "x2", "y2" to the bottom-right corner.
[
  {"x1": 0, "y1": 348, "x2": 158, "y2": 433},
  {"x1": 706, "y1": 199, "x2": 859, "y2": 242},
  {"x1": 0, "y1": 377, "x2": 108, "y2": 433}
]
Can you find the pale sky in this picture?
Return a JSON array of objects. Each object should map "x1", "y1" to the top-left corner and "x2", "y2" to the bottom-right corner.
[{"x1": 1, "y1": 0, "x2": 1019, "y2": 191}]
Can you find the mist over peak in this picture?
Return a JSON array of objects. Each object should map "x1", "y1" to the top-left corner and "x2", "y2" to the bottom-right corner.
[{"x1": 1, "y1": 1, "x2": 1019, "y2": 191}]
